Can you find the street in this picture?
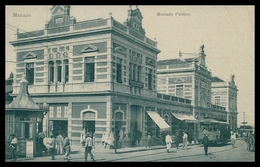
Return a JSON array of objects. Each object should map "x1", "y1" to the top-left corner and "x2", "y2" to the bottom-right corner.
[{"x1": 6, "y1": 138, "x2": 254, "y2": 162}]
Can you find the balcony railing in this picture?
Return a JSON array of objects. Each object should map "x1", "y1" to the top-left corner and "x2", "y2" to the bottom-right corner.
[
  {"x1": 15, "y1": 17, "x2": 157, "y2": 48},
  {"x1": 157, "y1": 93, "x2": 191, "y2": 105}
]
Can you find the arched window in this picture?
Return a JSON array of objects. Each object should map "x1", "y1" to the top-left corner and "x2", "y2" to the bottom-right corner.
[{"x1": 83, "y1": 111, "x2": 95, "y2": 120}]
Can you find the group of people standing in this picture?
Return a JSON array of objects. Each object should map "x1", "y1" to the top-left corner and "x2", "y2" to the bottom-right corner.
[
  {"x1": 164, "y1": 131, "x2": 190, "y2": 153},
  {"x1": 164, "y1": 130, "x2": 210, "y2": 156},
  {"x1": 43, "y1": 134, "x2": 71, "y2": 161}
]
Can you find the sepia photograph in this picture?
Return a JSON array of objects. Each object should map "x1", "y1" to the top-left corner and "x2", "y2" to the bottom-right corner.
[{"x1": 5, "y1": 5, "x2": 254, "y2": 162}]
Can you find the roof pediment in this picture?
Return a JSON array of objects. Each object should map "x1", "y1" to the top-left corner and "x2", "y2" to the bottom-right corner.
[
  {"x1": 115, "y1": 46, "x2": 126, "y2": 55},
  {"x1": 81, "y1": 45, "x2": 99, "y2": 53},
  {"x1": 176, "y1": 79, "x2": 185, "y2": 83},
  {"x1": 23, "y1": 52, "x2": 37, "y2": 59}
]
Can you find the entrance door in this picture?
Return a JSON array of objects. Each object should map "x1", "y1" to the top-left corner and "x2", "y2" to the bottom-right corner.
[
  {"x1": 83, "y1": 120, "x2": 95, "y2": 138},
  {"x1": 52, "y1": 120, "x2": 68, "y2": 137},
  {"x1": 115, "y1": 112, "x2": 123, "y2": 148}
]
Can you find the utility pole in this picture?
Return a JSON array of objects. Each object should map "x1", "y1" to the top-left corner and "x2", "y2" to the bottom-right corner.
[{"x1": 111, "y1": 59, "x2": 117, "y2": 153}]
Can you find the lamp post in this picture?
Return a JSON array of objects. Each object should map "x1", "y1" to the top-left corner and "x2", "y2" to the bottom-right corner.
[{"x1": 242, "y1": 112, "x2": 247, "y2": 133}]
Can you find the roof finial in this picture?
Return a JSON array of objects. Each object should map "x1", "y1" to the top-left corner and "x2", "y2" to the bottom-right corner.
[
  {"x1": 179, "y1": 51, "x2": 182, "y2": 57},
  {"x1": 200, "y1": 44, "x2": 204, "y2": 53},
  {"x1": 109, "y1": 12, "x2": 113, "y2": 18},
  {"x1": 128, "y1": 5, "x2": 132, "y2": 10}
]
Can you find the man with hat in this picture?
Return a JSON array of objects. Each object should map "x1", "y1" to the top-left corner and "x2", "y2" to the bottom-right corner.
[
  {"x1": 10, "y1": 134, "x2": 18, "y2": 161},
  {"x1": 84, "y1": 132, "x2": 96, "y2": 162},
  {"x1": 202, "y1": 133, "x2": 210, "y2": 155}
]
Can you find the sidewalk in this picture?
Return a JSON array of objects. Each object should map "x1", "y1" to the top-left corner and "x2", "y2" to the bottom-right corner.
[{"x1": 5, "y1": 143, "x2": 201, "y2": 162}]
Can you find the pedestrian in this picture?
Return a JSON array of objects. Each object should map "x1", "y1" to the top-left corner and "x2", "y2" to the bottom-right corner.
[
  {"x1": 63, "y1": 136, "x2": 71, "y2": 161},
  {"x1": 146, "y1": 132, "x2": 152, "y2": 148},
  {"x1": 165, "y1": 132, "x2": 172, "y2": 153},
  {"x1": 84, "y1": 132, "x2": 96, "y2": 162},
  {"x1": 47, "y1": 134, "x2": 56, "y2": 160},
  {"x1": 246, "y1": 131, "x2": 255, "y2": 152},
  {"x1": 182, "y1": 131, "x2": 188, "y2": 149},
  {"x1": 56, "y1": 133, "x2": 64, "y2": 154},
  {"x1": 202, "y1": 133, "x2": 210, "y2": 155},
  {"x1": 9, "y1": 134, "x2": 18, "y2": 161},
  {"x1": 230, "y1": 130, "x2": 236, "y2": 148}
]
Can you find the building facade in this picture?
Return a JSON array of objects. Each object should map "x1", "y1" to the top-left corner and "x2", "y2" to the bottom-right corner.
[
  {"x1": 10, "y1": 5, "x2": 196, "y2": 147},
  {"x1": 211, "y1": 75, "x2": 238, "y2": 130},
  {"x1": 157, "y1": 45, "x2": 237, "y2": 130}
]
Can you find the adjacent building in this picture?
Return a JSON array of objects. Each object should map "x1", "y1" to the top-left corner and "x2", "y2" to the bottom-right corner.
[
  {"x1": 157, "y1": 45, "x2": 238, "y2": 131},
  {"x1": 211, "y1": 75, "x2": 238, "y2": 130}
]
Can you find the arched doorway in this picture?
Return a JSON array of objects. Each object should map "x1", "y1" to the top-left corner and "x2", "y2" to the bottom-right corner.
[{"x1": 82, "y1": 110, "x2": 96, "y2": 138}]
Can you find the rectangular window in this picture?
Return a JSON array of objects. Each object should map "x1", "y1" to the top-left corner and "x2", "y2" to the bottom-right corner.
[
  {"x1": 57, "y1": 61, "x2": 62, "y2": 82},
  {"x1": 116, "y1": 58, "x2": 122, "y2": 83},
  {"x1": 65, "y1": 60, "x2": 69, "y2": 83},
  {"x1": 176, "y1": 85, "x2": 184, "y2": 97},
  {"x1": 26, "y1": 63, "x2": 34, "y2": 85},
  {"x1": 56, "y1": 17, "x2": 63, "y2": 24},
  {"x1": 84, "y1": 57, "x2": 95, "y2": 82},
  {"x1": 57, "y1": 106, "x2": 61, "y2": 118},
  {"x1": 133, "y1": 22, "x2": 139, "y2": 30},
  {"x1": 64, "y1": 106, "x2": 68, "y2": 118},
  {"x1": 49, "y1": 62, "x2": 54, "y2": 83},
  {"x1": 148, "y1": 69, "x2": 153, "y2": 90},
  {"x1": 49, "y1": 106, "x2": 54, "y2": 118},
  {"x1": 24, "y1": 123, "x2": 29, "y2": 138},
  {"x1": 137, "y1": 66, "x2": 142, "y2": 82},
  {"x1": 134, "y1": 65, "x2": 138, "y2": 81},
  {"x1": 215, "y1": 96, "x2": 221, "y2": 106},
  {"x1": 20, "y1": 122, "x2": 33, "y2": 138},
  {"x1": 129, "y1": 63, "x2": 133, "y2": 81}
]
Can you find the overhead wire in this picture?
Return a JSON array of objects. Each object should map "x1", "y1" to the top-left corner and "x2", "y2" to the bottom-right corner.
[{"x1": 224, "y1": 6, "x2": 254, "y2": 62}]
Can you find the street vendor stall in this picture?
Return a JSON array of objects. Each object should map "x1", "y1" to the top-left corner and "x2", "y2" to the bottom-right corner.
[{"x1": 5, "y1": 75, "x2": 48, "y2": 159}]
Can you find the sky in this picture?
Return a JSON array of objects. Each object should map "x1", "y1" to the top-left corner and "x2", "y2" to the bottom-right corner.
[{"x1": 5, "y1": 5, "x2": 255, "y2": 127}]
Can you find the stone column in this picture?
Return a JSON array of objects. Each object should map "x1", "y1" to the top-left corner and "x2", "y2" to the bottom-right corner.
[
  {"x1": 54, "y1": 61, "x2": 58, "y2": 83},
  {"x1": 142, "y1": 106, "x2": 146, "y2": 137},
  {"x1": 125, "y1": 103, "x2": 131, "y2": 147},
  {"x1": 106, "y1": 101, "x2": 112, "y2": 134},
  {"x1": 61, "y1": 60, "x2": 65, "y2": 83},
  {"x1": 68, "y1": 102, "x2": 72, "y2": 144}
]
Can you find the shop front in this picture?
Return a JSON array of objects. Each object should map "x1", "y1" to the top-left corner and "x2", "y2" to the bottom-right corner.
[
  {"x1": 146, "y1": 111, "x2": 171, "y2": 145},
  {"x1": 171, "y1": 112, "x2": 199, "y2": 144}
]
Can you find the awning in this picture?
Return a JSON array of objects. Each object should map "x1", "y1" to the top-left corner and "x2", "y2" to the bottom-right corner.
[
  {"x1": 171, "y1": 112, "x2": 199, "y2": 123},
  {"x1": 199, "y1": 118, "x2": 230, "y2": 125},
  {"x1": 146, "y1": 111, "x2": 171, "y2": 131}
]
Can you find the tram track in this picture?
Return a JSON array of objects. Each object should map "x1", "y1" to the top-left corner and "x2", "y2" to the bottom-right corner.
[
  {"x1": 107, "y1": 139, "x2": 247, "y2": 162},
  {"x1": 152, "y1": 140, "x2": 247, "y2": 162}
]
